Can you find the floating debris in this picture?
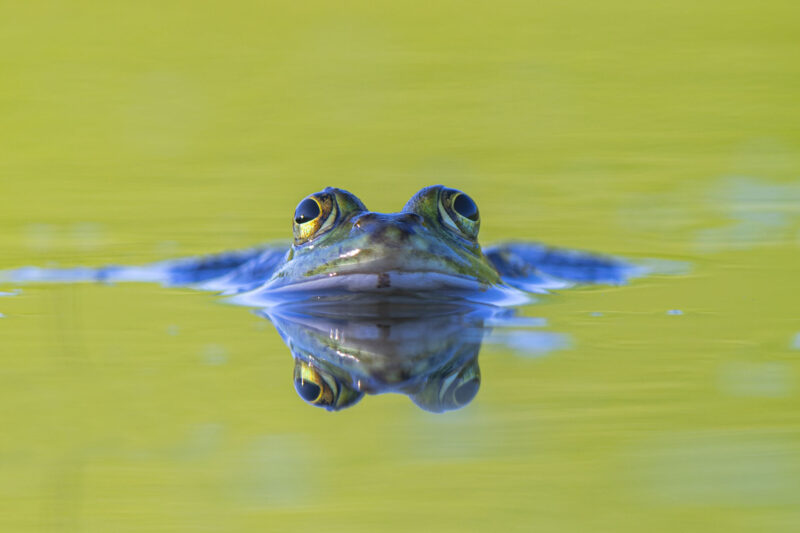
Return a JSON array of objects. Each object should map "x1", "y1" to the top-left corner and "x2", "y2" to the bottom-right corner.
[{"x1": 667, "y1": 309, "x2": 684, "y2": 315}]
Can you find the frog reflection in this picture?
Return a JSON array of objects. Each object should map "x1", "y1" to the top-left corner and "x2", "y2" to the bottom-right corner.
[
  {"x1": 262, "y1": 301, "x2": 505, "y2": 412},
  {"x1": 292, "y1": 349, "x2": 481, "y2": 412}
]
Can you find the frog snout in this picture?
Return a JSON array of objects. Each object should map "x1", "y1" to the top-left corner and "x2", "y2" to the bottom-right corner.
[{"x1": 352, "y1": 213, "x2": 423, "y2": 238}]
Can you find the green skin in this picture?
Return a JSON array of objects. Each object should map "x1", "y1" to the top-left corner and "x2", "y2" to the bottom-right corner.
[{"x1": 264, "y1": 185, "x2": 502, "y2": 292}]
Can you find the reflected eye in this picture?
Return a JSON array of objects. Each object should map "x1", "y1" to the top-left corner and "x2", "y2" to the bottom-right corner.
[
  {"x1": 296, "y1": 380, "x2": 322, "y2": 403},
  {"x1": 439, "y1": 188, "x2": 480, "y2": 240},
  {"x1": 292, "y1": 359, "x2": 363, "y2": 411},
  {"x1": 292, "y1": 193, "x2": 337, "y2": 245},
  {"x1": 409, "y1": 357, "x2": 481, "y2": 413},
  {"x1": 294, "y1": 361, "x2": 334, "y2": 406},
  {"x1": 453, "y1": 377, "x2": 480, "y2": 405}
]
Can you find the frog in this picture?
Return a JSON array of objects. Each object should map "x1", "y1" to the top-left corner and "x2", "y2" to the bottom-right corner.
[
  {"x1": 227, "y1": 185, "x2": 641, "y2": 302},
  {"x1": 5, "y1": 185, "x2": 641, "y2": 303}
]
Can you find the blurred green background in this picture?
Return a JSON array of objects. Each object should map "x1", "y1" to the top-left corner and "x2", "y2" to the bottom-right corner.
[{"x1": 1, "y1": 1, "x2": 799, "y2": 531}]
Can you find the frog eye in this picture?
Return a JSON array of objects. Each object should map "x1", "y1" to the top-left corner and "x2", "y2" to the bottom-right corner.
[
  {"x1": 292, "y1": 193, "x2": 337, "y2": 245},
  {"x1": 409, "y1": 357, "x2": 481, "y2": 412},
  {"x1": 439, "y1": 188, "x2": 480, "y2": 240},
  {"x1": 294, "y1": 360, "x2": 332, "y2": 405},
  {"x1": 452, "y1": 377, "x2": 480, "y2": 405},
  {"x1": 293, "y1": 359, "x2": 363, "y2": 411},
  {"x1": 294, "y1": 198, "x2": 320, "y2": 224},
  {"x1": 452, "y1": 193, "x2": 479, "y2": 221}
]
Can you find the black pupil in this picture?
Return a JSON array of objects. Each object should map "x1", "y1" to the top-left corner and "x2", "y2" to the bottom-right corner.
[
  {"x1": 294, "y1": 198, "x2": 321, "y2": 224},
  {"x1": 295, "y1": 380, "x2": 321, "y2": 403},
  {"x1": 453, "y1": 194, "x2": 479, "y2": 221},
  {"x1": 454, "y1": 378, "x2": 480, "y2": 405}
]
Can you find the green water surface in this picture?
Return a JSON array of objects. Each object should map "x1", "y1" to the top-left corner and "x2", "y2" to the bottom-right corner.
[{"x1": 1, "y1": 1, "x2": 799, "y2": 531}]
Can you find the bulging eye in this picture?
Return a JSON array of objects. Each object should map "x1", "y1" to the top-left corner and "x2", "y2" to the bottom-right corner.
[
  {"x1": 439, "y1": 188, "x2": 480, "y2": 240},
  {"x1": 292, "y1": 193, "x2": 337, "y2": 245},
  {"x1": 452, "y1": 193, "x2": 479, "y2": 221},
  {"x1": 292, "y1": 360, "x2": 363, "y2": 411},
  {"x1": 294, "y1": 198, "x2": 321, "y2": 224}
]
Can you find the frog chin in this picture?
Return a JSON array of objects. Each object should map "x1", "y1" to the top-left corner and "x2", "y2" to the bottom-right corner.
[
  {"x1": 275, "y1": 245, "x2": 476, "y2": 283},
  {"x1": 267, "y1": 269, "x2": 483, "y2": 293},
  {"x1": 230, "y1": 242, "x2": 517, "y2": 305},
  {"x1": 230, "y1": 269, "x2": 531, "y2": 307}
]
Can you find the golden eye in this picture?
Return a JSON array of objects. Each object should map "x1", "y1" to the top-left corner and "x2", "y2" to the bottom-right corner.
[
  {"x1": 292, "y1": 360, "x2": 364, "y2": 411},
  {"x1": 292, "y1": 193, "x2": 337, "y2": 245},
  {"x1": 294, "y1": 361, "x2": 334, "y2": 406},
  {"x1": 439, "y1": 188, "x2": 480, "y2": 240},
  {"x1": 294, "y1": 198, "x2": 321, "y2": 224}
]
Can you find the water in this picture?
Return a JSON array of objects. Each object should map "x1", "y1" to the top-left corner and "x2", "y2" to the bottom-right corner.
[{"x1": 1, "y1": 1, "x2": 799, "y2": 531}]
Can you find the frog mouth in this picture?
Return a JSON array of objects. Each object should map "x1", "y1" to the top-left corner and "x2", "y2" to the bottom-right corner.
[
  {"x1": 268, "y1": 269, "x2": 482, "y2": 291},
  {"x1": 228, "y1": 240, "x2": 521, "y2": 305},
  {"x1": 230, "y1": 269, "x2": 530, "y2": 307},
  {"x1": 274, "y1": 243, "x2": 498, "y2": 286},
  {"x1": 260, "y1": 250, "x2": 488, "y2": 292}
]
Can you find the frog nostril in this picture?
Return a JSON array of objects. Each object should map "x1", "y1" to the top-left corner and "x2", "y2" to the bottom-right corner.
[{"x1": 352, "y1": 212, "x2": 422, "y2": 235}]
